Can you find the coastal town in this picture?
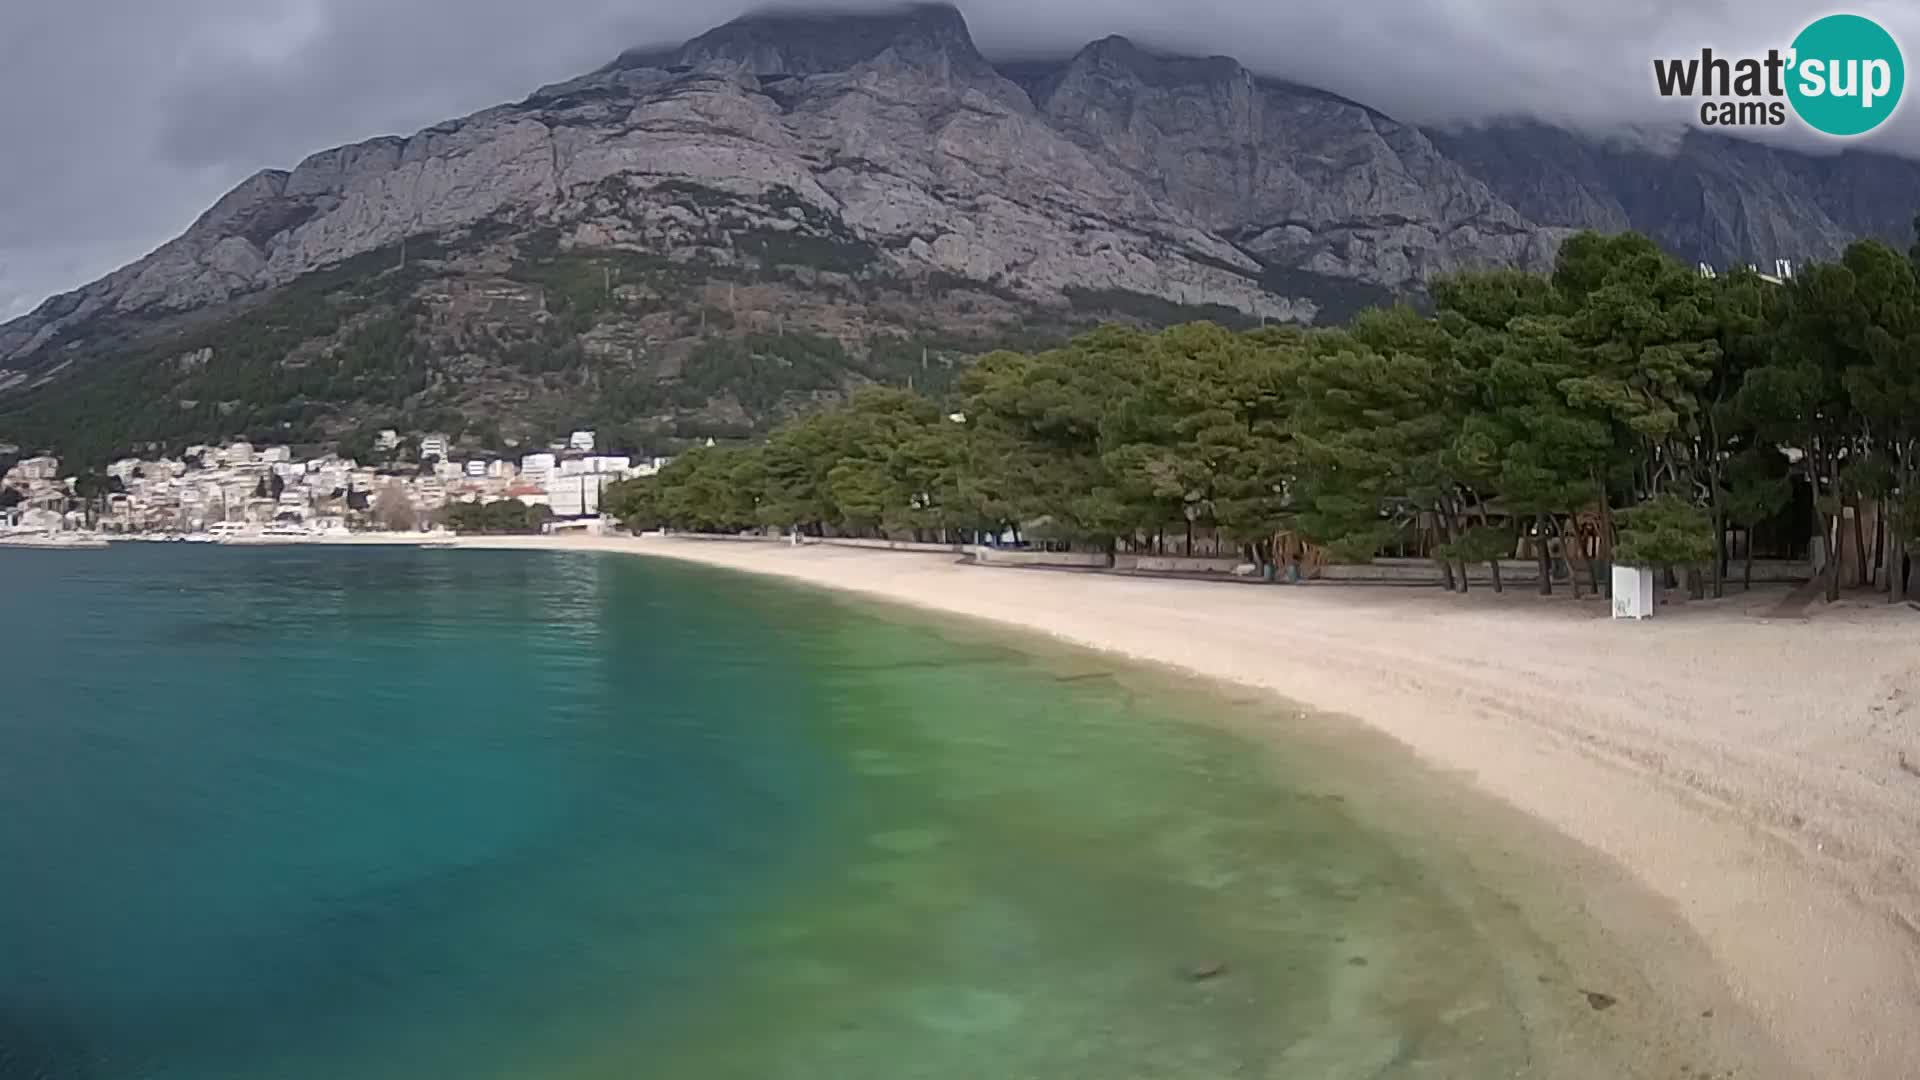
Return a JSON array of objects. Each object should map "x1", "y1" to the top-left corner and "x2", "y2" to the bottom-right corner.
[{"x1": 0, "y1": 429, "x2": 673, "y2": 540}]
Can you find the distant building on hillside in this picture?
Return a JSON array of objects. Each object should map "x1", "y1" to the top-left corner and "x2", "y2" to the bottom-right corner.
[
  {"x1": 373, "y1": 429, "x2": 402, "y2": 453},
  {"x1": 568, "y1": 430, "x2": 596, "y2": 453},
  {"x1": 1698, "y1": 259, "x2": 1795, "y2": 284},
  {"x1": 549, "y1": 474, "x2": 608, "y2": 518},
  {"x1": 558, "y1": 456, "x2": 631, "y2": 477},
  {"x1": 419, "y1": 434, "x2": 450, "y2": 461},
  {"x1": 519, "y1": 452, "x2": 557, "y2": 487},
  {"x1": 4, "y1": 456, "x2": 60, "y2": 486}
]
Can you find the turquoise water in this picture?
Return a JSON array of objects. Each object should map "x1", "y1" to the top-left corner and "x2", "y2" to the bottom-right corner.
[{"x1": 0, "y1": 546, "x2": 1719, "y2": 1078}]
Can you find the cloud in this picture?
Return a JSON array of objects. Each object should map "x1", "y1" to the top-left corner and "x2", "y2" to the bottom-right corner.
[{"x1": 5, "y1": 0, "x2": 1920, "y2": 319}]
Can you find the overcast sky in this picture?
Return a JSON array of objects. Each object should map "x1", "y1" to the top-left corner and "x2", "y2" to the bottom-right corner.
[{"x1": 5, "y1": 0, "x2": 1919, "y2": 321}]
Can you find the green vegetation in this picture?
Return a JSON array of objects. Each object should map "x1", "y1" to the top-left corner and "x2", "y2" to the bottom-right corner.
[
  {"x1": 0, "y1": 245, "x2": 430, "y2": 467},
  {"x1": 735, "y1": 230, "x2": 879, "y2": 276},
  {"x1": 440, "y1": 498, "x2": 552, "y2": 534},
  {"x1": 614, "y1": 230, "x2": 1920, "y2": 604},
  {"x1": 680, "y1": 332, "x2": 848, "y2": 411}
]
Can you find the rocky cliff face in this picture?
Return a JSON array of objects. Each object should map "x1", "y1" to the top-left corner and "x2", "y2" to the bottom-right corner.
[{"x1": 4, "y1": 4, "x2": 1918, "y2": 447}]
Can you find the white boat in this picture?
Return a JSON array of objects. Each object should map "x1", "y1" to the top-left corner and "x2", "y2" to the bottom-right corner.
[{"x1": 211, "y1": 522, "x2": 319, "y2": 544}]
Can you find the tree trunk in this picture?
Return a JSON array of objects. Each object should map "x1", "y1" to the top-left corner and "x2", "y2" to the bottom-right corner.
[
  {"x1": 1536, "y1": 514, "x2": 1554, "y2": 597},
  {"x1": 1853, "y1": 499, "x2": 1871, "y2": 588},
  {"x1": 1438, "y1": 507, "x2": 1468, "y2": 593},
  {"x1": 1823, "y1": 510, "x2": 1843, "y2": 604},
  {"x1": 1810, "y1": 449, "x2": 1839, "y2": 604},
  {"x1": 1559, "y1": 516, "x2": 1587, "y2": 600},
  {"x1": 1873, "y1": 507, "x2": 1888, "y2": 592},
  {"x1": 1436, "y1": 500, "x2": 1469, "y2": 594},
  {"x1": 1428, "y1": 513, "x2": 1456, "y2": 592},
  {"x1": 1472, "y1": 497, "x2": 1503, "y2": 594},
  {"x1": 1892, "y1": 492, "x2": 1910, "y2": 604},
  {"x1": 1593, "y1": 474, "x2": 1616, "y2": 600},
  {"x1": 1451, "y1": 514, "x2": 1471, "y2": 595},
  {"x1": 1897, "y1": 459, "x2": 1917, "y2": 603},
  {"x1": 1720, "y1": 503, "x2": 1735, "y2": 595},
  {"x1": 1566, "y1": 516, "x2": 1598, "y2": 598}
]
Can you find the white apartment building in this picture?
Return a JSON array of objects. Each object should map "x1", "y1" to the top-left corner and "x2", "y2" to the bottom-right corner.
[
  {"x1": 568, "y1": 430, "x2": 597, "y2": 452},
  {"x1": 419, "y1": 434, "x2": 450, "y2": 461},
  {"x1": 549, "y1": 472, "x2": 613, "y2": 518},
  {"x1": 4, "y1": 455, "x2": 60, "y2": 485},
  {"x1": 557, "y1": 456, "x2": 633, "y2": 478},
  {"x1": 519, "y1": 452, "x2": 557, "y2": 486},
  {"x1": 464, "y1": 460, "x2": 488, "y2": 478}
]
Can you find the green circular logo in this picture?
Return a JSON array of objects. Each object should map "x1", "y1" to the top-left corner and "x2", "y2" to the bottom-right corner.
[{"x1": 1787, "y1": 14, "x2": 1904, "y2": 136}]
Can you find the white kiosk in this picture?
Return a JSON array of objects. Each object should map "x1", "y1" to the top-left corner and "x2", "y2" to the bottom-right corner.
[{"x1": 1611, "y1": 564, "x2": 1656, "y2": 620}]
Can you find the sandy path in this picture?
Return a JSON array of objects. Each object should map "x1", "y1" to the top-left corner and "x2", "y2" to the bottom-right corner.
[{"x1": 460, "y1": 534, "x2": 1920, "y2": 1077}]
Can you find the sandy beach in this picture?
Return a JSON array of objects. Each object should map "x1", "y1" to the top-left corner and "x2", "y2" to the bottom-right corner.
[{"x1": 457, "y1": 533, "x2": 1920, "y2": 1077}]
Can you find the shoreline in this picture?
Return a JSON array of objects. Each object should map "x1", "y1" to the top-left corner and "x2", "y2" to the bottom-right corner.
[{"x1": 456, "y1": 532, "x2": 1920, "y2": 1077}]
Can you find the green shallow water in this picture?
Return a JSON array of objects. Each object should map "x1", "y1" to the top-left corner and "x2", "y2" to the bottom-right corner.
[{"x1": 0, "y1": 546, "x2": 1738, "y2": 1078}]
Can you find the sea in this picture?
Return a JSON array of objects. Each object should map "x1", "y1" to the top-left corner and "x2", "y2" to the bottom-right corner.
[{"x1": 0, "y1": 544, "x2": 1717, "y2": 1078}]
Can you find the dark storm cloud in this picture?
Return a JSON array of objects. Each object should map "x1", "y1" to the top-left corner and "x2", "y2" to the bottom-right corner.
[{"x1": 5, "y1": 0, "x2": 1919, "y2": 320}]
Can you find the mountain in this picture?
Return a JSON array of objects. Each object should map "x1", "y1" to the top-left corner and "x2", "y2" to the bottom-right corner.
[{"x1": 4, "y1": 3, "x2": 1918, "y2": 466}]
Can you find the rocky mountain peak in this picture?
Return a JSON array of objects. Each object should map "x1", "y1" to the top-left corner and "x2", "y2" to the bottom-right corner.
[
  {"x1": 1072, "y1": 36, "x2": 1248, "y2": 89},
  {"x1": 607, "y1": 3, "x2": 987, "y2": 78},
  {"x1": 7, "y1": 0, "x2": 1920, "y2": 453}
]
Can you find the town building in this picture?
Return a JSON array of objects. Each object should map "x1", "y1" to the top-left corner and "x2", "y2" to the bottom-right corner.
[
  {"x1": 519, "y1": 452, "x2": 557, "y2": 487},
  {"x1": 9, "y1": 418, "x2": 637, "y2": 535},
  {"x1": 4, "y1": 456, "x2": 61, "y2": 486}
]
